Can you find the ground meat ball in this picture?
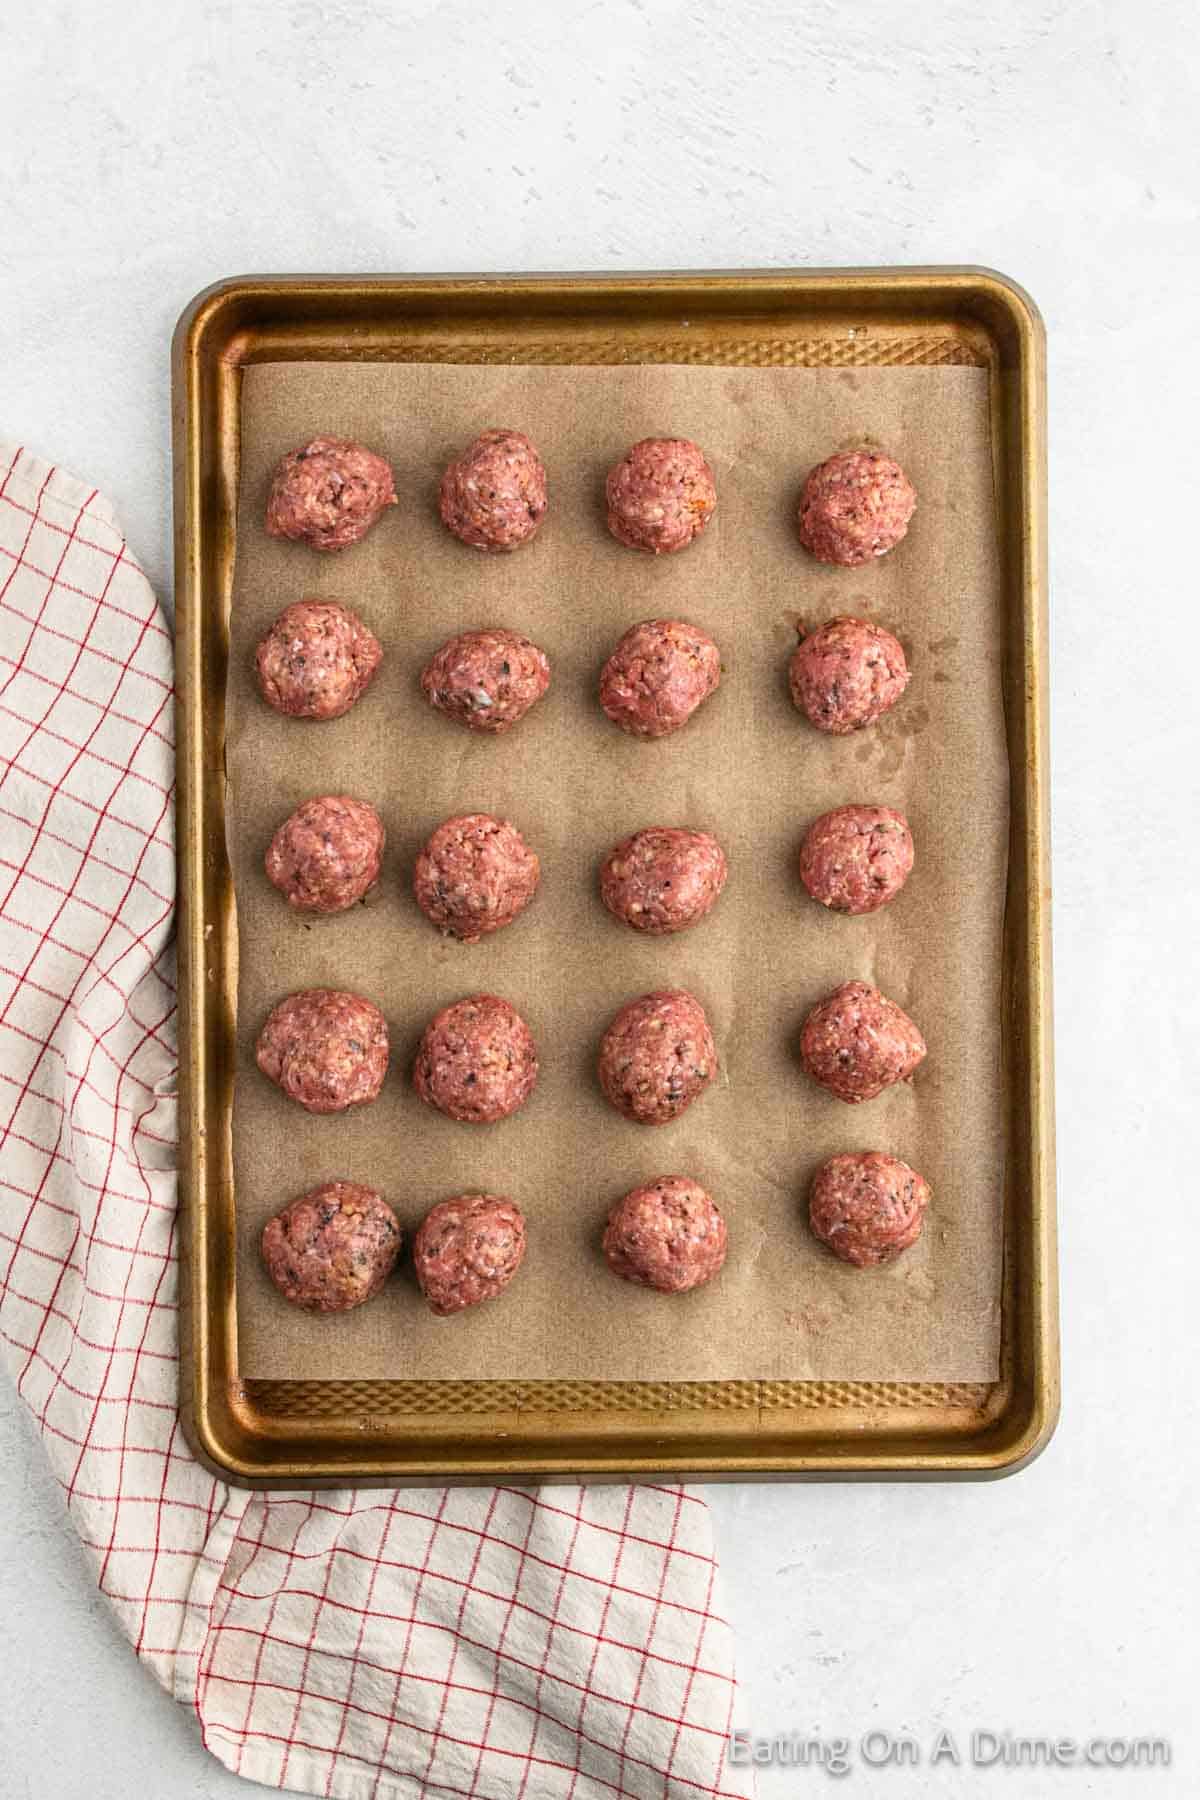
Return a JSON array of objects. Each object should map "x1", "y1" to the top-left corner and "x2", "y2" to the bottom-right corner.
[
  {"x1": 420, "y1": 628, "x2": 551, "y2": 734},
  {"x1": 256, "y1": 988, "x2": 389, "y2": 1114},
  {"x1": 413, "y1": 814, "x2": 540, "y2": 943},
  {"x1": 603, "y1": 1177, "x2": 727, "y2": 1294},
  {"x1": 439, "y1": 428, "x2": 548, "y2": 552},
  {"x1": 265, "y1": 435, "x2": 396, "y2": 551},
  {"x1": 265, "y1": 794, "x2": 385, "y2": 913},
  {"x1": 788, "y1": 616, "x2": 909, "y2": 734},
  {"x1": 809, "y1": 1151, "x2": 930, "y2": 1268},
  {"x1": 255, "y1": 600, "x2": 382, "y2": 721},
  {"x1": 600, "y1": 827, "x2": 728, "y2": 936},
  {"x1": 606, "y1": 438, "x2": 717, "y2": 554},
  {"x1": 799, "y1": 805, "x2": 914, "y2": 916},
  {"x1": 797, "y1": 450, "x2": 916, "y2": 566},
  {"x1": 800, "y1": 980, "x2": 927, "y2": 1104},
  {"x1": 599, "y1": 619, "x2": 721, "y2": 739},
  {"x1": 597, "y1": 990, "x2": 717, "y2": 1126},
  {"x1": 261, "y1": 1183, "x2": 401, "y2": 1312},
  {"x1": 413, "y1": 995, "x2": 538, "y2": 1124},
  {"x1": 413, "y1": 1194, "x2": 527, "y2": 1315}
]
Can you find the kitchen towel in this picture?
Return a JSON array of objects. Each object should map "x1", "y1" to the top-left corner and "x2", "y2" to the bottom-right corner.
[{"x1": 0, "y1": 442, "x2": 752, "y2": 1800}]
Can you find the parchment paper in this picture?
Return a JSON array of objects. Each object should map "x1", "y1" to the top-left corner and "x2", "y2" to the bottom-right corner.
[{"x1": 228, "y1": 360, "x2": 1006, "y2": 1382}]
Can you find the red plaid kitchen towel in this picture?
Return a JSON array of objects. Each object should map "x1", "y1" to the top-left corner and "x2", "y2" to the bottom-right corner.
[{"x1": 0, "y1": 443, "x2": 753, "y2": 1800}]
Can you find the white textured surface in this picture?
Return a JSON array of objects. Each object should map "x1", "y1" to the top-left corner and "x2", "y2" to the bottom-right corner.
[{"x1": 1, "y1": 2, "x2": 1196, "y2": 1795}]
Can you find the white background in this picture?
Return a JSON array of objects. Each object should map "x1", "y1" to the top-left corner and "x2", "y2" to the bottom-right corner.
[{"x1": 1, "y1": 2, "x2": 1197, "y2": 1795}]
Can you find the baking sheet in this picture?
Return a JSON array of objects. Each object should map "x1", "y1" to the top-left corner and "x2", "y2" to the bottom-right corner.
[{"x1": 228, "y1": 360, "x2": 1006, "y2": 1382}]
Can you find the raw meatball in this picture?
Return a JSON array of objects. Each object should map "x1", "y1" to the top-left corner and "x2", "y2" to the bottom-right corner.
[
  {"x1": 600, "y1": 827, "x2": 727, "y2": 936},
  {"x1": 420, "y1": 627, "x2": 550, "y2": 734},
  {"x1": 265, "y1": 794, "x2": 385, "y2": 913},
  {"x1": 603, "y1": 1176, "x2": 727, "y2": 1294},
  {"x1": 597, "y1": 990, "x2": 717, "y2": 1126},
  {"x1": 261, "y1": 1182, "x2": 401, "y2": 1312},
  {"x1": 799, "y1": 805, "x2": 914, "y2": 916},
  {"x1": 599, "y1": 619, "x2": 721, "y2": 739},
  {"x1": 413, "y1": 814, "x2": 540, "y2": 943},
  {"x1": 800, "y1": 980, "x2": 927, "y2": 1104},
  {"x1": 265, "y1": 435, "x2": 396, "y2": 551},
  {"x1": 255, "y1": 600, "x2": 382, "y2": 721},
  {"x1": 439, "y1": 428, "x2": 548, "y2": 552},
  {"x1": 413, "y1": 1194, "x2": 527, "y2": 1315},
  {"x1": 256, "y1": 988, "x2": 389, "y2": 1114},
  {"x1": 809, "y1": 1151, "x2": 930, "y2": 1268},
  {"x1": 606, "y1": 437, "x2": 717, "y2": 554},
  {"x1": 797, "y1": 449, "x2": 916, "y2": 566},
  {"x1": 413, "y1": 994, "x2": 538, "y2": 1124},
  {"x1": 788, "y1": 616, "x2": 909, "y2": 734}
]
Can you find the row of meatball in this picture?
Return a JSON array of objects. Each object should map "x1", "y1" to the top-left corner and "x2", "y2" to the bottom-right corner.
[
  {"x1": 263, "y1": 1148, "x2": 932, "y2": 1324},
  {"x1": 255, "y1": 605, "x2": 911, "y2": 742},
  {"x1": 265, "y1": 429, "x2": 917, "y2": 566},
  {"x1": 266, "y1": 804, "x2": 914, "y2": 932},
  {"x1": 257, "y1": 975, "x2": 924, "y2": 1124}
]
